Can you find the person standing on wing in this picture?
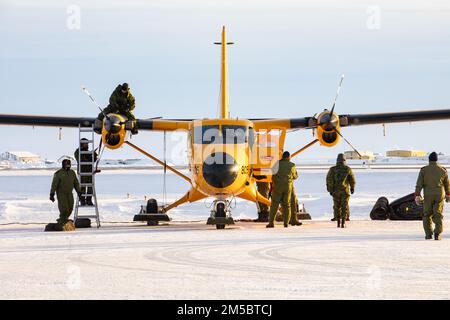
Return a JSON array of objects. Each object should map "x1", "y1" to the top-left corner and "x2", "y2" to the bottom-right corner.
[{"x1": 95, "y1": 83, "x2": 137, "y2": 134}]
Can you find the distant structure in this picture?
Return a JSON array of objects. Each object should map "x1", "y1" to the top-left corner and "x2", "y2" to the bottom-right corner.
[
  {"x1": 0, "y1": 160, "x2": 10, "y2": 169},
  {"x1": 0, "y1": 151, "x2": 41, "y2": 163},
  {"x1": 386, "y1": 150, "x2": 427, "y2": 158},
  {"x1": 344, "y1": 150, "x2": 374, "y2": 160}
]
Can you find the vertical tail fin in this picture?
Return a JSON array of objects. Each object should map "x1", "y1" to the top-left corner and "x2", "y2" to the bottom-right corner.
[{"x1": 214, "y1": 26, "x2": 233, "y2": 119}]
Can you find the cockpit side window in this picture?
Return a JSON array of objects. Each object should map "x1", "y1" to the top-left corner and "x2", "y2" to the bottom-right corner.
[{"x1": 248, "y1": 127, "x2": 255, "y2": 148}]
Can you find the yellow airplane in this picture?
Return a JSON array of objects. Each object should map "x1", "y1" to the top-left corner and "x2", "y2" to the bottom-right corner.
[{"x1": 2, "y1": 26, "x2": 450, "y2": 229}]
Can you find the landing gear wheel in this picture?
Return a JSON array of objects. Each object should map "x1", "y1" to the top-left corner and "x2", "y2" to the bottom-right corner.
[
  {"x1": 147, "y1": 199, "x2": 158, "y2": 213},
  {"x1": 216, "y1": 202, "x2": 226, "y2": 230}
]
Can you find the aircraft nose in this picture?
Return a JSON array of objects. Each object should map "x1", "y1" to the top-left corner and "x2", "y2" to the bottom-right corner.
[{"x1": 202, "y1": 152, "x2": 239, "y2": 188}]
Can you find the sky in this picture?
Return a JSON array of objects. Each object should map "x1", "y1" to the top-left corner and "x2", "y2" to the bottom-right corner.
[{"x1": 1, "y1": 0, "x2": 450, "y2": 163}]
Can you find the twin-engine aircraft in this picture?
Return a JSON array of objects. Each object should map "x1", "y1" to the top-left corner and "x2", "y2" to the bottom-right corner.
[{"x1": 2, "y1": 26, "x2": 450, "y2": 229}]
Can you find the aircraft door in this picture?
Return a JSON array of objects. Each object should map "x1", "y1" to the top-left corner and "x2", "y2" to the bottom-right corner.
[{"x1": 250, "y1": 128, "x2": 286, "y2": 182}]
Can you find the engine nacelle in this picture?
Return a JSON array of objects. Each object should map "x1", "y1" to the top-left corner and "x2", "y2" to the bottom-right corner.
[
  {"x1": 316, "y1": 111, "x2": 340, "y2": 147},
  {"x1": 101, "y1": 114, "x2": 128, "y2": 149}
]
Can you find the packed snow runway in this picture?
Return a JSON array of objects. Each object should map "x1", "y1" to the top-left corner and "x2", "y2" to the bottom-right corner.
[
  {"x1": 2, "y1": 169, "x2": 450, "y2": 299},
  {"x1": 1, "y1": 220, "x2": 450, "y2": 299}
]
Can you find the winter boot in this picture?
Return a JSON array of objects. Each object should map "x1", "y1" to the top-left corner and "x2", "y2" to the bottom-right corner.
[
  {"x1": 86, "y1": 197, "x2": 94, "y2": 206},
  {"x1": 255, "y1": 211, "x2": 269, "y2": 222}
]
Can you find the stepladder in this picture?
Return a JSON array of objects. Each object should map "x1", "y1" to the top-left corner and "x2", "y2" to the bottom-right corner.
[{"x1": 74, "y1": 124, "x2": 101, "y2": 228}]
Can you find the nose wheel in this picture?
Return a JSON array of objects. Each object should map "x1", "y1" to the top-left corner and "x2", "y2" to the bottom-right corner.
[{"x1": 207, "y1": 200, "x2": 235, "y2": 229}]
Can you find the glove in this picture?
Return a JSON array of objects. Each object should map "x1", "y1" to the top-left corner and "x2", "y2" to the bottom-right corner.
[
  {"x1": 49, "y1": 193, "x2": 55, "y2": 202},
  {"x1": 350, "y1": 188, "x2": 355, "y2": 195},
  {"x1": 415, "y1": 196, "x2": 421, "y2": 206},
  {"x1": 446, "y1": 194, "x2": 450, "y2": 203}
]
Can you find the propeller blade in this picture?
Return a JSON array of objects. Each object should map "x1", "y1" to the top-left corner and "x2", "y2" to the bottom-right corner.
[
  {"x1": 329, "y1": 74, "x2": 345, "y2": 116},
  {"x1": 81, "y1": 85, "x2": 109, "y2": 120},
  {"x1": 317, "y1": 74, "x2": 345, "y2": 126},
  {"x1": 334, "y1": 127, "x2": 362, "y2": 159}
]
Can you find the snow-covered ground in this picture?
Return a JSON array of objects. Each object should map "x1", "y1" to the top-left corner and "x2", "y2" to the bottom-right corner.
[
  {"x1": 1, "y1": 220, "x2": 450, "y2": 299},
  {"x1": 2, "y1": 169, "x2": 450, "y2": 299}
]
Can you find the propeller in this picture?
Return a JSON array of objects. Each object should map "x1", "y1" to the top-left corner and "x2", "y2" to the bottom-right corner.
[
  {"x1": 329, "y1": 74, "x2": 345, "y2": 117},
  {"x1": 334, "y1": 128, "x2": 362, "y2": 159},
  {"x1": 81, "y1": 85, "x2": 109, "y2": 120},
  {"x1": 319, "y1": 74, "x2": 363, "y2": 159}
]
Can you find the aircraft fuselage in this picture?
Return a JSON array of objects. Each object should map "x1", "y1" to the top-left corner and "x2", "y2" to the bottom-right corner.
[{"x1": 188, "y1": 119, "x2": 255, "y2": 200}]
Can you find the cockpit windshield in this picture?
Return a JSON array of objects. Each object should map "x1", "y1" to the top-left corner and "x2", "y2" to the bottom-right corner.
[{"x1": 194, "y1": 125, "x2": 248, "y2": 144}]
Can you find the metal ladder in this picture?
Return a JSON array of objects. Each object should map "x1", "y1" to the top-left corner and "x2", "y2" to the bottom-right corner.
[{"x1": 74, "y1": 124, "x2": 101, "y2": 228}]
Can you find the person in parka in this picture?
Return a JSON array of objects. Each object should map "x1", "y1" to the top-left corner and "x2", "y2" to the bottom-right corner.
[
  {"x1": 326, "y1": 153, "x2": 355, "y2": 228},
  {"x1": 95, "y1": 83, "x2": 137, "y2": 134},
  {"x1": 415, "y1": 152, "x2": 450, "y2": 240},
  {"x1": 266, "y1": 151, "x2": 298, "y2": 228},
  {"x1": 50, "y1": 159, "x2": 81, "y2": 226}
]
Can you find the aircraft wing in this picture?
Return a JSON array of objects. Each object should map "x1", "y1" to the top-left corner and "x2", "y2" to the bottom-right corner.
[
  {"x1": 0, "y1": 114, "x2": 191, "y2": 131},
  {"x1": 251, "y1": 108, "x2": 450, "y2": 130},
  {"x1": 0, "y1": 114, "x2": 96, "y2": 128},
  {"x1": 339, "y1": 108, "x2": 450, "y2": 127}
]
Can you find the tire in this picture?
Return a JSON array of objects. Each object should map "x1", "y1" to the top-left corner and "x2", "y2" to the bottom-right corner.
[
  {"x1": 146, "y1": 199, "x2": 158, "y2": 213},
  {"x1": 216, "y1": 202, "x2": 226, "y2": 230},
  {"x1": 370, "y1": 197, "x2": 390, "y2": 220}
]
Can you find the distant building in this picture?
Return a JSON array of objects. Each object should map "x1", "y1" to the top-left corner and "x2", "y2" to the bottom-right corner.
[
  {"x1": 386, "y1": 150, "x2": 427, "y2": 158},
  {"x1": 0, "y1": 151, "x2": 41, "y2": 163},
  {"x1": 0, "y1": 160, "x2": 10, "y2": 169},
  {"x1": 344, "y1": 150, "x2": 374, "y2": 160}
]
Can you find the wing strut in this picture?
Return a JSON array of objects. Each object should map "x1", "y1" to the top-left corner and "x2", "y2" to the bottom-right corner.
[
  {"x1": 290, "y1": 139, "x2": 319, "y2": 159},
  {"x1": 125, "y1": 141, "x2": 191, "y2": 183}
]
